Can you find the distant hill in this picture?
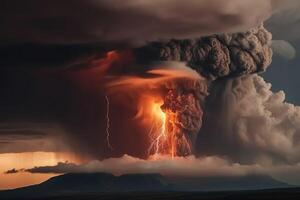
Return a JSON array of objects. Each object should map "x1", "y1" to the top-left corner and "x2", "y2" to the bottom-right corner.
[
  {"x1": 0, "y1": 173, "x2": 294, "y2": 199},
  {"x1": 167, "y1": 174, "x2": 292, "y2": 191}
]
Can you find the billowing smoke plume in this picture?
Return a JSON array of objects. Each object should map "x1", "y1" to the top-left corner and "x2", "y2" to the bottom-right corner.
[
  {"x1": 106, "y1": 62, "x2": 208, "y2": 156},
  {"x1": 4, "y1": 0, "x2": 300, "y2": 188},
  {"x1": 16, "y1": 24, "x2": 300, "y2": 182},
  {"x1": 113, "y1": 25, "x2": 272, "y2": 156},
  {"x1": 0, "y1": 25, "x2": 274, "y2": 160},
  {"x1": 136, "y1": 25, "x2": 272, "y2": 79},
  {"x1": 43, "y1": 24, "x2": 271, "y2": 159},
  {"x1": 198, "y1": 75, "x2": 300, "y2": 165},
  {"x1": 160, "y1": 79, "x2": 206, "y2": 156},
  {"x1": 47, "y1": 25, "x2": 272, "y2": 158}
]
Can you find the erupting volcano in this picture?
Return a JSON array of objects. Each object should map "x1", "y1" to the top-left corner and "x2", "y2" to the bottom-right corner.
[
  {"x1": 148, "y1": 95, "x2": 193, "y2": 158},
  {"x1": 107, "y1": 63, "x2": 206, "y2": 158},
  {"x1": 147, "y1": 79, "x2": 204, "y2": 157},
  {"x1": 82, "y1": 25, "x2": 273, "y2": 159},
  {"x1": 5, "y1": 0, "x2": 300, "y2": 195}
]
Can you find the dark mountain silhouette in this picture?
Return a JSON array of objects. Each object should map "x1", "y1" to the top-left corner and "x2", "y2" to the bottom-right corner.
[
  {"x1": 0, "y1": 173, "x2": 294, "y2": 199},
  {"x1": 114, "y1": 174, "x2": 169, "y2": 191},
  {"x1": 167, "y1": 175, "x2": 292, "y2": 191}
]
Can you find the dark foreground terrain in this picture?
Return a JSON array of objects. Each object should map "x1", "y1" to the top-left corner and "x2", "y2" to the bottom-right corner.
[
  {"x1": 1, "y1": 173, "x2": 299, "y2": 199},
  {"x1": 6, "y1": 189, "x2": 300, "y2": 200}
]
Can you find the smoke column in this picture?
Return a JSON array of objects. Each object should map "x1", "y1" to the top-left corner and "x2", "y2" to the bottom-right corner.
[
  {"x1": 135, "y1": 25, "x2": 272, "y2": 80},
  {"x1": 111, "y1": 25, "x2": 273, "y2": 157},
  {"x1": 48, "y1": 25, "x2": 273, "y2": 159}
]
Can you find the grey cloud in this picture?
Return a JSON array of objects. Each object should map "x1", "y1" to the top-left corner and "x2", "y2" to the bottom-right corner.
[
  {"x1": 0, "y1": 123, "x2": 70, "y2": 153},
  {"x1": 198, "y1": 75, "x2": 300, "y2": 165},
  {"x1": 15, "y1": 155, "x2": 263, "y2": 177},
  {"x1": 271, "y1": 40, "x2": 296, "y2": 60},
  {"x1": 11, "y1": 154, "x2": 300, "y2": 185},
  {"x1": 0, "y1": 25, "x2": 274, "y2": 156},
  {"x1": 25, "y1": 162, "x2": 79, "y2": 174},
  {"x1": 267, "y1": 0, "x2": 300, "y2": 41},
  {"x1": 0, "y1": 0, "x2": 273, "y2": 44},
  {"x1": 136, "y1": 25, "x2": 273, "y2": 79},
  {"x1": 4, "y1": 168, "x2": 22, "y2": 174}
]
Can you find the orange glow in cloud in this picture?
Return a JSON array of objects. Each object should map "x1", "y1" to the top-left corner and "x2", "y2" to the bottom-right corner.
[
  {"x1": 107, "y1": 63, "x2": 201, "y2": 158},
  {"x1": 0, "y1": 152, "x2": 79, "y2": 189}
]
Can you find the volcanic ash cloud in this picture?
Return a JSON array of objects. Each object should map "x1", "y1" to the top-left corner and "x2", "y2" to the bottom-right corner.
[
  {"x1": 51, "y1": 25, "x2": 273, "y2": 159},
  {"x1": 135, "y1": 25, "x2": 273, "y2": 80},
  {"x1": 121, "y1": 25, "x2": 273, "y2": 157}
]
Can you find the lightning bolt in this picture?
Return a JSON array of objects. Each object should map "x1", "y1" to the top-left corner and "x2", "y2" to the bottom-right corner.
[
  {"x1": 105, "y1": 95, "x2": 113, "y2": 150},
  {"x1": 147, "y1": 105, "x2": 167, "y2": 157}
]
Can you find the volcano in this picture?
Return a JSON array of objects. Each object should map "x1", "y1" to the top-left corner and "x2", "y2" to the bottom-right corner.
[{"x1": 0, "y1": 173, "x2": 293, "y2": 199}]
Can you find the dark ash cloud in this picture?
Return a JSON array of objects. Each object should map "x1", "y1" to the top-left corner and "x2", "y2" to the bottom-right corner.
[
  {"x1": 4, "y1": 168, "x2": 21, "y2": 174},
  {"x1": 136, "y1": 25, "x2": 272, "y2": 79},
  {"x1": 25, "y1": 162, "x2": 78, "y2": 174},
  {"x1": 0, "y1": 0, "x2": 273, "y2": 44},
  {"x1": 0, "y1": 25, "x2": 273, "y2": 158},
  {"x1": 0, "y1": 123, "x2": 69, "y2": 153},
  {"x1": 0, "y1": 1, "x2": 297, "y2": 168}
]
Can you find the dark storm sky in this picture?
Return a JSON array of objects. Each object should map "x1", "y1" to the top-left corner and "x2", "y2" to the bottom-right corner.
[
  {"x1": 264, "y1": 5, "x2": 300, "y2": 104},
  {"x1": 1, "y1": 0, "x2": 300, "y2": 158},
  {"x1": 263, "y1": 47, "x2": 300, "y2": 105}
]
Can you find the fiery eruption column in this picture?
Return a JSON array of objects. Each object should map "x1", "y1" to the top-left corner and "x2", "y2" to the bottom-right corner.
[
  {"x1": 103, "y1": 25, "x2": 271, "y2": 158},
  {"x1": 147, "y1": 101, "x2": 168, "y2": 156},
  {"x1": 147, "y1": 100, "x2": 194, "y2": 158},
  {"x1": 147, "y1": 100, "x2": 183, "y2": 159},
  {"x1": 107, "y1": 63, "x2": 206, "y2": 158}
]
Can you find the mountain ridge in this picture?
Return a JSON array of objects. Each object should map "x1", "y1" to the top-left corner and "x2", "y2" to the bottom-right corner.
[{"x1": 0, "y1": 172, "x2": 294, "y2": 199}]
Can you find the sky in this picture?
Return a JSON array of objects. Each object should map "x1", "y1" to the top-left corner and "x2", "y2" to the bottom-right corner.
[
  {"x1": 264, "y1": 9, "x2": 300, "y2": 105},
  {"x1": 1, "y1": 0, "x2": 300, "y2": 190}
]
